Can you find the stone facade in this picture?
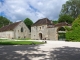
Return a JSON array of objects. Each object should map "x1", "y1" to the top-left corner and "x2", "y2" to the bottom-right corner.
[
  {"x1": 0, "y1": 31, "x2": 14, "y2": 39},
  {"x1": 13, "y1": 22, "x2": 30, "y2": 39},
  {"x1": 31, "y1": 18, "x2": 70, "y2": 40},
  {"x1": 31, "y1": 25, "x2": 58, "y2": 40},
  {"x1": 31, "y1": 25, "x2": 48, "y2": 40},
  {"x1": 0, "y1": 18, "x2": 70, "y2": 40},
  {"x1": 0, "y1": 21, "x2": 30, "y2": 39}
]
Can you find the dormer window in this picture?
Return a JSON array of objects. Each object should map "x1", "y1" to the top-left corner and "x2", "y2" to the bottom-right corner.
[{"x1": 21, "y1": 27, "x2": 23, "y2": 32}]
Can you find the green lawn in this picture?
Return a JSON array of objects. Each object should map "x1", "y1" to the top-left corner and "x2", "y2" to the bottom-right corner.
[{"x1": 0, "y1": 39, "x2": 44, "y2": 45}]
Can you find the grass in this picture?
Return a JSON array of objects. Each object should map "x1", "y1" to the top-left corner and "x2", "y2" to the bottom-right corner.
[
  {"x1": 0, "y1": 39, "x2": 44, "y2": 45},
  {"x1": 17, "y1": 38, "x2": 31, "y2": 40}
]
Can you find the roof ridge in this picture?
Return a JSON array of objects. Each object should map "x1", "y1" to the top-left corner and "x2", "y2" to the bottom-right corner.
[
  {"x1": 0, "y1": 21, "x2": 22, "y2": 32},
  {"x1": 32, "y1": 18, "x2": 52, "y2": 26}
]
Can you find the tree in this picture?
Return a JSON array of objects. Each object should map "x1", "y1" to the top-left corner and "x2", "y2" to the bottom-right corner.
[
  {"x1": 66, "y1": 15, "x2": 80, "y2": 41},
  {"x1": 24, "y1": 18, "x2": 33, "y2": 31},
  {"x1": 58, "y1": 14, "x2": 74, "y2": 24},
  {"x1": 52, "y1": 20, "x2": 58, "y2": 24},
  {"x1": 60, "y1": 0, "x2": 80, "y2": 19},
  {"x1": 0, "y1": 16, "x2": 12, "y2": 28}
]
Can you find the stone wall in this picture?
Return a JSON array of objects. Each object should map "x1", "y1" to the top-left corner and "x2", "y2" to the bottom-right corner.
[
  {"x1": 31, "y1": 25, "x2": 48, "y2": 40},
  {"x1": 0, "y1": 31, "x2": 14, "y2": 39},
  {"x1": 31, "y1": 25, "x2": 69, "y2": 40},
  {"x1": 31, "y1": 25, "x2": 59, "y2": 40},
  {"x1": 48, "y1": 27, "x2": 58, "y2": 40},
  {"x1": 14, "y1": 22, "x2": 30, "y2": 39}
]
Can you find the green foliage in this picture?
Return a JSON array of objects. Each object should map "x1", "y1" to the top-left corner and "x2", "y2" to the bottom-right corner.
[
  {"x1": 72, "y1": 15, "x2": 80, "y2": 29},
  {"x1": 52, "y1": 20, "x2": 58, "y2": 24},
  {"x1": 66, "y1": 31, "x2": 74, "y2": 41},
  {"x1": 65, "y1": 26, "x2": 71, "y2": 31},
  {"x1": 0, "y1": 41, "x2": 44, "y2": 45},
  {"x1": 58, "y1": 27, "x2": 65, "y2": 31},
  {"x1": 60, "y1": 0, "x2": 80, "y2": 19},
  {"x1": 0, "y1": 16, "x2": 12, "y2": 28},
  {"x1": 66, "y1": 15, "x2": 80, "y2": 41},
  {"x1": 58, "y1": 14, "x2": 74, "y2": 24},
  {"x1": 58, "y1": 33, "x2": 65, "y2": 40},
  {"x1": 24, "y1": 18, "x2": 33, "y2": 31}
]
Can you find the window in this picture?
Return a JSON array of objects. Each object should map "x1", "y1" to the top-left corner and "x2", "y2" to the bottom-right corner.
[
  {"x1": 18, "y1": 30, "x2": 19, "y2": 32},
  {"x1": 40, "y1": 27, "x2": 41, "y2": 29},
  {"x1": 18, "y1": 36, "x2": 20, "y2": 38},
  {"x1": 21, "y1": 27, "x2": 23, "y2": 32}
]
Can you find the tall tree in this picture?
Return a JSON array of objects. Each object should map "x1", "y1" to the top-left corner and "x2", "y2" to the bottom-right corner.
[
  {"x1": 0, "y1": 16, "x2": 12, "y2": 28},
  {"x1": 60, "y1": 0, "x2": 80, "y2": 19},
  {"x1": 58, "y1": 14, "x2": 74, "y2": 24},
  {"x1": 24, "y1": 18, "x2": 33, "y2": 31}
]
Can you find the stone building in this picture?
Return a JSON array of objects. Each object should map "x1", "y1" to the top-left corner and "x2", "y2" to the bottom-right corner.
[
  {"x1": 31, "y1": 18, "x2": 70, "y2": 40},
  {"x1": 0, "y1": 21, "x2": 30, "y2": 39}
]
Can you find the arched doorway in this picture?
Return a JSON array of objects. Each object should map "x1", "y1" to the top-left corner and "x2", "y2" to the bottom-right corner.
[
  {"x1": 39, "y1": 33, "x2": 42, "y2": 40},
  {"x1": 58, "y1": 27, "x2": 66, "y2": 41}
]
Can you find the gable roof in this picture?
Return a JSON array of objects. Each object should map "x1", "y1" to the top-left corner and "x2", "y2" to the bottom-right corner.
[
  {"x1": 54, "y1": 22, "x2": 71, "y2": 27},
  {"x1": 32, "y1": 18, "x2": 53, "y2": 26},
  {"x1": 0, "y1": 21, "x2": 22, "y2": 32}
]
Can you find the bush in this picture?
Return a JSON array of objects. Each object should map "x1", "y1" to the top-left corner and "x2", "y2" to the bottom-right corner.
[
  {"x1": 66, "y1": 15, "x2": 80, "y2": 41},
  {"x1": 65, "y1": 26, "x2": 71, "y2": 31}
]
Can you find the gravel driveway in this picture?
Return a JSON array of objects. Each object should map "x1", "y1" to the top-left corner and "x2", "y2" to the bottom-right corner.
[{"x1": 0, "y1": 40, "x2": 80, "y2": 60}]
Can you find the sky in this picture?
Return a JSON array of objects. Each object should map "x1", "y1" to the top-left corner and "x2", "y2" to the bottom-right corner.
[{"x1": 0, "y1": 0, "x2": 68, "y2": 22}]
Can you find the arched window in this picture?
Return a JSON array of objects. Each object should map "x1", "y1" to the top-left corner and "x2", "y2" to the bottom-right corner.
[{"x1": 21, "y1": 27, "x2": 23, "y2": 32}]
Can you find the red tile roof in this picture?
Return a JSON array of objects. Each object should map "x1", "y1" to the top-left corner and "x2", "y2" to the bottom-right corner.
[{"x1": 0, "y1": 21, "x2": 21, "y2": 32}]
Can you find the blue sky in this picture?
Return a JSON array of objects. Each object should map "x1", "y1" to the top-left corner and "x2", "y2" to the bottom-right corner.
[{"x1": 0, "y1": 0, "x2": 68, "y2": 22}]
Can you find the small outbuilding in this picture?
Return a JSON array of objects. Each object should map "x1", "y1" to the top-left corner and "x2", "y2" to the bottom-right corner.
[{"x1": 0, "y1": 21, "x2": 30, "y2": 39}]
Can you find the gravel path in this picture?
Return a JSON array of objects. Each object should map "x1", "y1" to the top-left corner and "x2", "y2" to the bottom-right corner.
[{"x1": 0, "y1": 40, "x2": 80, "y2": 60}]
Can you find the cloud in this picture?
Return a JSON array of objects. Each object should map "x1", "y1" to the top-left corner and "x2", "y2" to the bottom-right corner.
[{"x1": 1, "y1": 0, "x2": 68, "y2": 22}]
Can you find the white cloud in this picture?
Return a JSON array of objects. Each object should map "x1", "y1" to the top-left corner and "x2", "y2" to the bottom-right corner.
[{"x1": 1, "y1": 0, "x2": 68, "y2": 22}]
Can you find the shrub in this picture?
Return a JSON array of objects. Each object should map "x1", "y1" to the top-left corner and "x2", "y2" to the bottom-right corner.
[{"x1": 66, "y1": 15, "x2": 80, "y2": 41}]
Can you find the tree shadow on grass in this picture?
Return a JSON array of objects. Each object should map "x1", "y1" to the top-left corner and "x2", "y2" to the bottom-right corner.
[
  {"x1": 49, "y1": 46, "x2": 80, "y2": 60},
  {"x1": 0, "y1": 45, "x2": 46, "y2": 60}
]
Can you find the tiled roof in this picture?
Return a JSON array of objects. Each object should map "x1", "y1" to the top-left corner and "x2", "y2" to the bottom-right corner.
[
  {"x1": 0, "y1": 21, "x2": 21, "y2": 32},
  {"x1": 32, "y1": 18, "x2": 53, "y2": 26},
  {"x1": 54, "y1": 22, "x2": 71, "y2": 27}
]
